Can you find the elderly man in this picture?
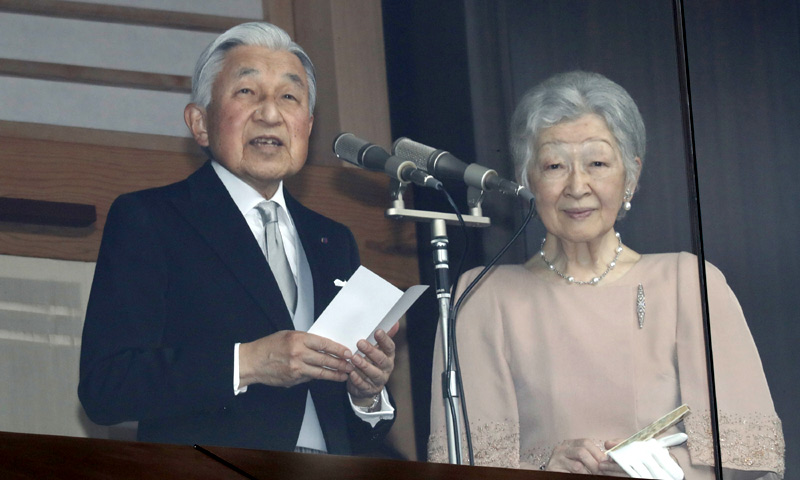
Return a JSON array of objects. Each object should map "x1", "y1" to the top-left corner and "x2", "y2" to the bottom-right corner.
[{"x1": 78, "y1": 22, "x2": 396, "y2": 455}]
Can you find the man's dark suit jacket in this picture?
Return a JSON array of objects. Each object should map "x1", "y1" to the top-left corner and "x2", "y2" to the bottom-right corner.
[{"x1": 78, "y1": 161, "x2": 392, "y2": 454}]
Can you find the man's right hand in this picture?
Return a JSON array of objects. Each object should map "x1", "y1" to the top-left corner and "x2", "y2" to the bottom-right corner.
[{"x1": 239, "y1": 331, "x2": 354, "y2": 388}]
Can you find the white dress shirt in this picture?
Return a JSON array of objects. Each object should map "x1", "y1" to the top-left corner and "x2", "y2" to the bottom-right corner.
[{"x1": 211, "y1": 162, "x2": 393, "y2": 451}]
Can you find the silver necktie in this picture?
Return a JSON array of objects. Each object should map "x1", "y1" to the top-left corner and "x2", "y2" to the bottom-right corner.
[{"x1": 256, "y1": 201, "x2": 297, "y2": 312}]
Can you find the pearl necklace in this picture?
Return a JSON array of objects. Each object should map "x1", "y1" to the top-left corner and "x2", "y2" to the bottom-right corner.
[{"x1": 539, "y1": 232, "x2": 622, "y2": 285}]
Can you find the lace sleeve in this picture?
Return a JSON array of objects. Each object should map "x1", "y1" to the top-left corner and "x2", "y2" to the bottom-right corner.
[
  {"x1": 428, "y1": 419, "x2": 521, "y2": 468},
  {"x1": 685, "y1": 410, "x2": 785, "y2": 477}
]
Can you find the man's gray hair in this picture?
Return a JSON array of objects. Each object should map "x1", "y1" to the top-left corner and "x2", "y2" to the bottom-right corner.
[
  {"x1": 510, "y1": 71, "x2": 645, "y2": 194},
  {"x1": 190, "y1": 22, "x2": 316, "y2": 115}
]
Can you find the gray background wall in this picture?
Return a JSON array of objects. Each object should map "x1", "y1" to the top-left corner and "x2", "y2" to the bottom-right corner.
[{"x1": 384, "y1": 0, "x2": 800, "y2": 471}]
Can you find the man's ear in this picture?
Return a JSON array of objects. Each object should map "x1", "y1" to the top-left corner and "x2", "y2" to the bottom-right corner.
[{"x1": 184, "y1": 103, "x2": 209, "y2": 147}]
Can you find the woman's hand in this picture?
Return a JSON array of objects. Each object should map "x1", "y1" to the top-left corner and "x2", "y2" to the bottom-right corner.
[
  {"x1": 546, "y1": 439, "x2": 627, "y2": 476},
  {"x1": 604, "y1": 434, "x2": 688, "y2": 479}
]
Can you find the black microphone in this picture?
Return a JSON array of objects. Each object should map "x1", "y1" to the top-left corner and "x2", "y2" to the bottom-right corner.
[
  {"x1": 392, "y1": 137, "x2": 535, "y2": 202},
  {"x1": 332, "y1": 133, "x2": 442, "y2": 190}
]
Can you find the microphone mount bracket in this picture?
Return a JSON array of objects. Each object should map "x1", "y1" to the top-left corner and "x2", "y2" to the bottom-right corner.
[{"x1": 385, "y1": 180, "x2": 491, "y2": 228}]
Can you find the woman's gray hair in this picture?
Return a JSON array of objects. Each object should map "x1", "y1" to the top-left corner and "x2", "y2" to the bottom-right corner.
[
  {"x1": 190, "y1": 22, "x2": 316, "y2": 115},
  {"x1": 510, "y1": 71, "x2": 645, "y2": 194}
]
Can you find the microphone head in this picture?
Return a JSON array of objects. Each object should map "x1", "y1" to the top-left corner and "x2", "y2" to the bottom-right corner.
[
  {"x1": 392, "y1": 137, "x2": 435, "y2": 171},
  {"x1": 333, "y1": 132, "x2": 390, "y2": 171},
  {"x1": 394, "y1": 137, "x2": 469, "y2": 182},
  {"x1": 332, "y1": 133, "x2": 365, "y2": 166}
]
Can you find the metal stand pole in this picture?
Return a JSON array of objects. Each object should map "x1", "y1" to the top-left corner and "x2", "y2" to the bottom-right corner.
[
  {"x1": 430, "y1": 218, "x2": 463, "y2": 464},
  {"x1": 385, "y1": 180, "x2": 490, "y2": 464}
]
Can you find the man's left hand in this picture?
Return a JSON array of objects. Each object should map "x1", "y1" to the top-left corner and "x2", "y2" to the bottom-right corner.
[{"x1": 347, "y1": 323, "x2": 399, "y2": 405}]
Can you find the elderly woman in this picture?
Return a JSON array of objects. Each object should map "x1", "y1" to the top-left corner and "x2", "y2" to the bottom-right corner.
[{"x1": 428, "y1": 71, "x2": 784, "y2": 479}]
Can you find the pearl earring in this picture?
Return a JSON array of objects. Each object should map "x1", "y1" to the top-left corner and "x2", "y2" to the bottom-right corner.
[{"x1": 623, "y1": 189, "x2": 632, "y2": 211}]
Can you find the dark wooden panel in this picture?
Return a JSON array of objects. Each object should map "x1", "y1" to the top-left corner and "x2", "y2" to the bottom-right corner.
[
  {"x1": 0, "y1": 430, "x2": 603, "y2": 479},
  {"x1": 0, "y1": 197, "x2": 96, "y2": 227},
  {"x1": 207, "y1": 442, "x2": 604, "y2": 480},
  {"x1": 0, "y1": 431, "x2": 252, "y2": 479}
]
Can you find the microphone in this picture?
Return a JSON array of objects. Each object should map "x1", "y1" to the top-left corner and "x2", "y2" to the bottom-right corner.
[
  {"x1": 392, "y1": 137, "x2": 535, "y2": 202},
  {"x1": 332, "y1": 133, "x2": 442, "y2": 190}
]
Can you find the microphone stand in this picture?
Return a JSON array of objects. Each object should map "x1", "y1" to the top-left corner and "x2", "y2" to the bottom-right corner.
[{"x1": 385, "y1": 180, "x2": 490, "y2": 465}]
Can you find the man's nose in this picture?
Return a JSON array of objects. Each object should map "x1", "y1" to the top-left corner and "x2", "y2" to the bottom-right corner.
[{"x1": 254, "y1": 97, "x2": 281, "y2": 123}]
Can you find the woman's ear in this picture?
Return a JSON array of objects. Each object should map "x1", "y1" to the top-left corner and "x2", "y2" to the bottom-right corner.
[
  {"x1": 184, "y1": 103, "x2": 209, "y2": 147},
  {"x1": 628, "y1": 156, "x2": 643, "y2": 196}
]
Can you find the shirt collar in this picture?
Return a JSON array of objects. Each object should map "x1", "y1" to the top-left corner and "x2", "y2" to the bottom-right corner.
[{"x1": 211, "y1": 161, "x2": 290, "y2": 217}]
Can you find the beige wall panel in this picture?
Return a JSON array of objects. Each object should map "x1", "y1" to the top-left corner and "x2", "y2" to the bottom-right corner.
[
  {"x1": 262, "y1": 0, "x2": 295, "y2": 37},
  {"x1": 61, "y1": 0, "x2": 264, "y2": 17},
  {"x1": 292, "y1": 0, "x2": 392, "y2": 165},
  {"x1": 0, "y1": 77, "x2": 190, "y2": 136},
  {"x1": 291, "y1": 0, "x2": 340, "y2": 165},
  {"x1": 0, "y1": 12, "x2": 216, "y2": 75},
  {"x1": 330, "y1": 1, "x2": 392, "y2": 149}
]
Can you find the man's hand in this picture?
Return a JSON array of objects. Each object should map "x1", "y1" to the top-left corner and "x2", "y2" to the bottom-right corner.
[
  {"x1": 239, "y1": 330, "x2": 354, "y2": 388},
  {"x1": 347, "y1": 323, "x2": 399, "y2": 406}
]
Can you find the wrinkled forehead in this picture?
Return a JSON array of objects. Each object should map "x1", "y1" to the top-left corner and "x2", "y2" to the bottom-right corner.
[
  {"x1": 231, "y1": 64, "x2": 305, "y2": 88},
  {"x1": 535, "y1": 114, "x2": 617, "y2": 148},
  {"x1": 536, "y1": 138, "x2": 617, "y2": 159},
  {"x1": 218, "y1": 45, "x2": 306, "y2": 86}
]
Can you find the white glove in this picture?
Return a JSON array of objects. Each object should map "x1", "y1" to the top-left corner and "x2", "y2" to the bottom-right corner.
[{"x1": 607, "y1": 433, "x2": 688, "y2": 479}]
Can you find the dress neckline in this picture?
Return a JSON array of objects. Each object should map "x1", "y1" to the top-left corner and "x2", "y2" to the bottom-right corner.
[{"x1": 521, "y1": 253, "x2": 661, "y2": 289}]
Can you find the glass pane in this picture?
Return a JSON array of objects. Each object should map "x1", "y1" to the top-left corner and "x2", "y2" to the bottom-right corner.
[{"x1": 408, "y1": 0, "x2": 792, "y2": 476}]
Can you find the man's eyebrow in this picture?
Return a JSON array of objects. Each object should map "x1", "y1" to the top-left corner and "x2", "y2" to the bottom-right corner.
[
  {"x1": 285, "y1": 73, "x2": 305, "y2": 88},
  {"x1": 235, "y1": 67, "x2": 259, "y2": 78},
  {"x1": 233, "y1": 68, "x2": 304, "y2": 89}
]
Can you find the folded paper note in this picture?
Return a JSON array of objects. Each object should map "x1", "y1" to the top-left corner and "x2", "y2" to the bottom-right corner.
[
  {"x1": 308, "y1": 266, "x2": 428, "y2": 354},
  {"x1": 606, "y1": 404, "x2": 691, "y2": 453}
]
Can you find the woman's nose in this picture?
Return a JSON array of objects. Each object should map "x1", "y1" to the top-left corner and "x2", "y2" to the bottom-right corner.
[{"x1": 565, "y1": 166, "x2": 591, "y2": 197}]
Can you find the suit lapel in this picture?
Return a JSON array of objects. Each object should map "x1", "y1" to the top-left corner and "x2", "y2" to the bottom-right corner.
[
  {"x1": 171, "y1": 163, "x2": 295, "y2": 332},
  {"x1": 285, "y1": 192, "x2": 336, "y2": 320}
]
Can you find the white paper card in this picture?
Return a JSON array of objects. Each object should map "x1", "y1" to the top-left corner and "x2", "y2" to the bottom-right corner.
[{"x1": 308, "y1": 266, "x2": 428, "y2": 354}]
